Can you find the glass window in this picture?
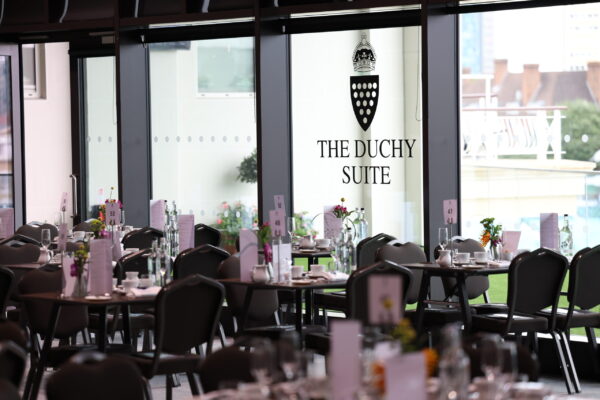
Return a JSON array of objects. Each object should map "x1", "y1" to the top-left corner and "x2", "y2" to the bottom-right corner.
[
  {"x1": 0, "y1": 56, "x2": 13, "y2": 208},
  {"x1": 291, "y1": 27, "x2": 423, "y2": 243},
  {"x1": 149, "y1": 38, "x2": 257, "y2": 249}
]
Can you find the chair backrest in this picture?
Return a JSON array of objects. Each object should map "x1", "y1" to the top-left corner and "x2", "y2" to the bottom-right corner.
[
  {"x1": 0, "y1": 234, "x2": 41, "y2": 248},
  {"x1": 18, "y1": 269, "x2": 88, "y2": 338},
  {"x1": 346, "y1": 260, "x2": 412, "y2": 325},
  {"x1": 0, "y1": 378, "x2": 19, "y2": 400},
  {"x1": 198, "y1": 346, "x2": 254, "y2": 393},
  {"x1": 194, "y1": 224, "x2": 221, "y2": 248},
  {"x1": 375, "y1": 242, "x2": 426, "y2": 303},
  {"x1": 116, "y1": 249, "x2": 152, "y2": 282},
  {"x1": 507, "y1": 249, "x2": 568, "y2": 329},
  {"x1": 217, "y1": 256, "x2": 279, "y2": 321},
  {"x1": 0, "y1": 321, "x2": 27, "y2": 349},
  {"x1": 15, "y1": 223, "x2": 58, "y2": 242},
  {"x1": 73, "y1": 219, "x2": 95, "y2": 232},
  {"x1": 154, "y1": 275, "x2": 224, "y2": 358},
  {"x1": 173, "y1": 244, "x2": 230, "y2": 280},
  {"x1": 567, "y1": 246, "x2": 600, "y2": 310},
  {"x1": 0, "y1": 244, "x2": 40, "y2": 264},
  {"x1": 0, "y1": 268, "x2": 14, "y2": 316},
  {"x1": 0, "y1": 341, "x2": 26, "y2": 388},
  {"x1": 121, "y1": 227, "x2": 163, "y2": 250},
  {"x1": 46, "y1": 352, "x2": 146, "y2": 400},
  {"x1": 356, "y1": 233, "x2": 396, "y2": 269}
]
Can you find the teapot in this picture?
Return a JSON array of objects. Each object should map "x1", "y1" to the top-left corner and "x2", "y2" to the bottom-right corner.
[
  {"x1": 436, "y1": 249, "x2": 452, "y2": 268},
  {"x1": 251, "y1": 264, "x2": 271, "y2": 283},
  {"x1": 299, "y1": 235, "x2": 315, "y2": 249}
]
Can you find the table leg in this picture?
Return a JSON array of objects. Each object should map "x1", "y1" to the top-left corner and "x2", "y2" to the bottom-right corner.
[
  {"x1": 304, "y1": 289, "x2": 314, "y2": 325},
  {"x1": 238, "y1": 287, "x2": 254, "y2": 334},
  {"x1": 414, "y1": 271, "x2": 431, "y2": 334},
  {"x1": 28, "y1": 303, "x2": 62, "y2": 400},
  {"x1": 295, "y1": 288, "x2": 303, "y2": 334},
  {"x1": 97, "y1": 306, "x2": 108, "y2": 352},
  {"x1": 122, "y1": 304, "x2": 132, "y2": 351},
  {"x1": 456, "y1": 274, "x2": 472, "y2": 332}
]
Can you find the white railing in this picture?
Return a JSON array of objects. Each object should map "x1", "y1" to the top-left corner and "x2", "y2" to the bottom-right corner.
[{"x1": 461, "y1": 106, "x2": 566, "y2": 160}]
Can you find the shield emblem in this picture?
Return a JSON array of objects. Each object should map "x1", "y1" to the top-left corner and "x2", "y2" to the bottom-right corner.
[{"x1": 350, "y1": 75, "x2": 379, "y2": 131}]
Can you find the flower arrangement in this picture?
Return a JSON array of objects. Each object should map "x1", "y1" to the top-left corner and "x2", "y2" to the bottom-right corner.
[
  {"x1": 332, "y1": 197, "x2": 353, "y2": 219},
  {"x1": 90, "y1": 219, "x2": 107, "y2": 239},
  {"x1": 70, "y1": 244, "x2": 89, "y2": 278},
  {"x1": 257, "y1": 222, "x2": 272, "y2": 263},
  {"x1": 480, "y1": 217, "x2": 502, "y2": 249},
  {"x1": 213, "y1": 201, "x2": 258, "y2": 247},
  {"x1": 97, "y1": 187, "x2": 122, "y2": 223},
  {"x1": 292, "y1": 212, "x2": 318, "y2": 238}
]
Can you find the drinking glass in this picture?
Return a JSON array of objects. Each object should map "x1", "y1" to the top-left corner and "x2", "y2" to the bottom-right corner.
[
  {"x1": 438, "y1": 227, "x2": 449, "y2": 250},
  {"x1": 287, "y1": 217, "x2": 296, "y2": 243},
  {"x1": 250, "y1": 338, "x2": 276, "y2": 388},
  {"x1": 41, "y1": 229, "x2": 51, "y2": 249},
  {"x1": 480, "y1": 334, "x2": 503, "y2": 382},
  {"x1": 278, "y1": 331, "x2": 301, "y2": 381}
]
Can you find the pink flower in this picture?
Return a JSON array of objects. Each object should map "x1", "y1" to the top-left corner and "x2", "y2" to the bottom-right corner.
[
  {"x1": 263, "y1": 243, "x2": 273, "y2": 263},
  {"x1": 70, "y1": 263, "x2": 78, "y2": 277},
  {"x1": 222, "y1": 202, "x2": 229, "y2": 209},
  {"x1": 217, "y1": 219, "x2": 223, "y2": 225}
]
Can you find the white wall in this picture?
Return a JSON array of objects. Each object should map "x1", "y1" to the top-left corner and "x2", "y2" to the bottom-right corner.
[{"x1": 24, "y1": 42, "x2": 73, "y2": 225}]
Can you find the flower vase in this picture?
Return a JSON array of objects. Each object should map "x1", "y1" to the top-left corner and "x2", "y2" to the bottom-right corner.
[
  {"x1": 71, "y1": 274, "x2": 88, "y2": 298},
  {"x1": 491, "y1": 245, "x2": 500, "y2": 261}
]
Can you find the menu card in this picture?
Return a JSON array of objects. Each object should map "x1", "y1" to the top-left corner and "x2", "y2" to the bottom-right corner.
[
  {"x1": 88, "y1": 239, "x2": 113, "y2": 296},
  {"x1": 274, "y1": 195, "x2": 286, "y2": 215},
  {"x1": 330, "y1": 320, "x2": 362, "y2": 400},
  {"x1": 385, "y1": 353, "x2": 427, "y2": 400},
  {"x1": 239, "y1": 229, "x2": 258, "y2": 281},
  {"x1": 324, "y1": 205, "x2": 343, "y2": 240},
  {"x1": 272, "y1": 242, "x2": 292, "y2": 282},
  {"x1": 105, "y1": 202, "x2": 120, "y2": 226},
  {"x1": 62, "y1": 255, "x2": 76, "y2": 296},
  {"x1": 149, "y1": 200, "x2": 166, "y2": 230},
  {"x1": 443, "y1": 199, "x2": 457, "y2": 224},
  {"x1": 540, "y1": 213, "x2": 559, "y2": 250},
  {"x1": 502, "y1": 231, "x2": 521, "y2": 253},
  {"x1": 269, "y1": 209, "x2": 285, "y2": 237},
  {"x1": 178, "y1": 214, "x2": 195, "y2": 251},
  {"x1": 368, "y1": 274, "x2": 403, "y2": 326},
  {"x1": 57, "y1": 223, "x2": 68, "y2": 253},
  {"x1": 0, "y1": 208, "x2": 14, "y2": 238}
]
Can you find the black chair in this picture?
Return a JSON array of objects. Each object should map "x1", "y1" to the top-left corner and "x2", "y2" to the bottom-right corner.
[
  {"x1": 0, "y1": 340, "x2": 27, "y2": 389},
  {"x1": 173, "y1": 244, "x2": 230, "y2": 280},
  {"x1": 46, "y1": 352, "x2": 149, "y2": 400},
  {"x1": 19, "y1": 269, "x2": 92, "y2": 399},
  {"x1": 125, "y1": 275, "x2": 225, "y2": 399},
  {"x1": 470, "y1": 249, "x2": 576, "y2": 394},
  {"x1": 73, "y1": 219, "x2": 95, "y2": 232},
  {"x1": 0, "y1": 268, "x2": 14, "y2": 320},
  {"x1": 122, "y1": 227, "x2": 163, "y2": 250},
  {"x1": 116, "y1": 249, "x2": 152, "y2": 283},
  {"x1": 0, "y1": 378, "x2": 19, "y2": 400},
  {"x1": 194, "y1": 223, "x2": 221, "y2": 247},
  {"x1": 15, "y1": 223, "x2": 58, "y2": 243},
  {"x1": 197, "y1": 345, "x2": 254, "y2": 393},
  {"x1": 0, "y1": 244, "x2": 40, "y2": 264}
]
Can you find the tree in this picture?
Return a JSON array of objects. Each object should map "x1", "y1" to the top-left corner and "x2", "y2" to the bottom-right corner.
[{"x1": 562, "y1": 100, "x2": 600, "y2": 168}]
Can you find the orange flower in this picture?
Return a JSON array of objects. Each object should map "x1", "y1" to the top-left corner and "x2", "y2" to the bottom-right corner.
[
  {"x1": 423, "y1": 348, "x2": 439, "y2": 377},
  {"x1": 480, "y1": 231, "x2": 491, "y2": 247}
]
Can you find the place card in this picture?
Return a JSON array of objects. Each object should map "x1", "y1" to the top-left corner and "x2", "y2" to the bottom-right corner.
[
  {"x1": 502, "y1": 230, "x2": 521, "y2": 253},
  {"x1": 368, "y1": 274, "x2": 403, "y2": 326},
  {"x1": 272, "y1": 242, "x2": 292, "y2": 282},
  {"x1": 178, "y1": 214, "x2": 195, "y2": 251},
  {"x1": 443, "y1": 199, "x2": 457, "y2": 225},
  {"x1": 0, "y1": 208, "x2": 14, "y2": 238},
  {"x1": 60, "y1": 192, "x2": 68, "y2": 213},
  {"x1": 269, "y1": 209, "x2": 285, "y2": 237},
  {"x1": 149, "y1": 200, "x2": 166, "y2": 230},
  {"x1": 239, "y1": 229, "x2": 258, "y2": 282},
  {"x1": 385, "y1": 352, "x2": 427, "y2": 400},
  {"x1": 324, "y1": 205, "x2": 343, "y2": 239},
  {"x1": 330, "y1": 320, "x2": 362, "y2": 400},
  {"x1": 540, "y1": 213, "x2": 558, "y2": 250},
  {"x1": 88, "y1": 239, "x2": 112, "y2": 296},
  {"x1": 274, "y1": 194, "x2": 286, "y2": 215},
  {"x1": 57, "y1": 223, "x2": 68, "y2": 253},
  {"x1": 105, "y1": 202, "x2": 120, "y2": 226},
  {"x1": 62, "y1": 255, "x2": 76, "y2": 296}
]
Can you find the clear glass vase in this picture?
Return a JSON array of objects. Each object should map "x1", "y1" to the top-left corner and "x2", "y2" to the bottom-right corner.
[{"x1": 71, "y1": 274, "x2": 88, "y2": 298}]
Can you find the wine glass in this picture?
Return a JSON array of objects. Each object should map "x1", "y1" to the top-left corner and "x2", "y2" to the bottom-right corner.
[
  {"x1": 438, "y1": 227, "x2": 449, "y2": 250},
  {"x1": 480, "y1": 334, "x2": 503, "y2": 382},
  {"x1": 41, "y1": 228, "x2": 53, "y2": 261},
  {"x1": 287, "y1": 217, "x2": 296, "y2": 244}
]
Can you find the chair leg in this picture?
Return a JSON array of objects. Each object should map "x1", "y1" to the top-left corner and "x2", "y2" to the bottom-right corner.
[
  {"x1": 142, "y1": 377, "x2": 154, "y2": 400},
  {"x1": 23, "y1": 359, "x2": 37, "y2": 400},
  {"x1": 551, "y1": 331, "x2": 575, "y2": 395},
  {"x1": 186, "y1": 371, "x2": 200, "y2": 395},
  {"x1": 559, "y1": 330, "x2": 581, "y2": 393},
  {"x1": 142, "y1": 329, "x2": 152, "y2": 352},
  {"x1": 585, "y1": 327, "x2": 600, "y2": 380},
  {"x1": 527, "y1": 332, "x2": 539, "y2": 354},
  {"x1": 483, "y1": 291, "x2": 490, "y2": 303},
  {"x1": 166, "y1": 375, "x2": 173, "y2": 400},
  {"x1": 217, "y1": 323, "x2": 227, "y2": 350}
]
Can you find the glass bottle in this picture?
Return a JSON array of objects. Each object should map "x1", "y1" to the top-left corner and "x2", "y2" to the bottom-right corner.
[
  {"x1": 158, "y1": 237, "x2": 171, "y2": 286},
  {"x1": 148, "y1": 239, "x2": 158, "y2": 284},
  {"x1": 438, "y1": 324, "x2": 470, "y2": 400},
  {"x1": 170, "y1": 202, "x2": 179, "y2": 257},
  {"x1": 359, "y1": 207, "x2": 369, "y2": 241},
  {"x1": 353, "y1": 208, "x2": 361, "y2": 243},
  {"x1": 559, "y1": 214, "x2": 573, "y2": 258},
  {"x1": 345, "y1": 227, "x2": 356, "y2": 273}
]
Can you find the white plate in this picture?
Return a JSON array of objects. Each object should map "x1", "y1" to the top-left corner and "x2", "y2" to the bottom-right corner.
[{"x1": 84, "y1": 295, "x2": 112, "y2": 301}]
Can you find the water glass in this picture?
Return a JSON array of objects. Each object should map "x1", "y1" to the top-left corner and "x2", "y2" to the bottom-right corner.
[
  {"x1": 41, "y1": 229, "x2": 51, "y2": 249},
  {"x1": 287, "y1": 217, "x2": 296, "y2": 243},
  {"x1": 278, "y1": 333, "x2": 301, "y2": 381},
  {"x1": 438, "y1": 227, "x2": 449, "y2": 250},
  {"x1": 480, "y1": 334, "x2": 503, "y2": 381}
]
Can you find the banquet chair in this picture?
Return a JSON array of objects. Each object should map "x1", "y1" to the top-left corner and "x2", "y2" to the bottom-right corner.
[
  {"x1": 173, "y1": 244, "x2": 230, "y2": 280},
  {"x1": 73, "y1": 220, "x2": 95, "y2": 232},
  {"x1": 45, "y1": 352, "x2": 149, "y2": 400},
  {"x1": 0, "y1": 340, "x2": 27, "y2": 389},
  {"x1": 197, "y1": 345, "x2": 254, "y2": 393},
  {"x1": 469, "y1": 249, "x2": 576, "y2": 394},
  {"x1": 0, "y1": 378, "x2": 19, "y2": 400},
  {"x1": 16, "y1": 223, "x2": 58, "y2": 243},
  {"x1": 125, "y1": 275, "x2": 225, "y2": 400},
  {"x1": 194, "y1": 224, "x2": 221, "y2": 247},
  {"x1": 313, "y1": 233, "x2": 396, "y2": 322},
  {"x1": 0, "y1": 243, "x2": 40, "y2": 264},
  {"x1": 19, "y1": 269, "x2": 93, "y2": 400},
  {"x1": 218, "y1": 256, "x2": 294, "y2": 338},
  {"x1": 122, "y1": 227, "x2": 163, "y2": 250},
  {"x1": 0, "y1": 234, "x2": 41, "y2": 248}
]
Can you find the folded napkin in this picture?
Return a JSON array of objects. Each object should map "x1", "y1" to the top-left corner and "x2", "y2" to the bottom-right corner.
[{"x1": 127, "y1": 286, "x2": 161, "y2": 298}]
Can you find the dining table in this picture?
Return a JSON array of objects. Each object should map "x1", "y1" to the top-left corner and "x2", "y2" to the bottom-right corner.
[
  {"x1": 404, "y1": 262, "x2": 510, "y2": 333},
  {"x1": 219, "y1": 277, "x2": 346, "y2": 334}
]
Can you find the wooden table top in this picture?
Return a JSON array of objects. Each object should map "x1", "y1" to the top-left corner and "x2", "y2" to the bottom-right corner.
[
  {"x1": 402, "y1": 262, "x2": 510, "y2": 276},
  {"x1": 19, "y1": 291, "x2": 156, "y2": 306},
  {"x1": 218, "y1": 277, "x2": 346, "y2": 290}
]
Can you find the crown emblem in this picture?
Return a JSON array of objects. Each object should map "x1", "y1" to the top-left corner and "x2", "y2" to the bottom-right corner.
[{"x1": 352, "y1": 33, "x2": 376, "y2": 73}]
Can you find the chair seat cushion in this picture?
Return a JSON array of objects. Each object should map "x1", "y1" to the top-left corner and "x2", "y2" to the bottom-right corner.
[
  {"x1": 472, "y1": 313, "x2": 548, "y2": 334},
  {"x1": 405, "y1": 308, "x2": 465, "y2": 326},
  {"x1": 537, "y1": 308, "x2": 600, "y2": 328},
  {"x1": 89, "y1": 312, "x2": 155, "y2": 332},
  {"x1": 46, "y1": 345, "x2": 97, "y2": 368},
  {"x1": 313, "y1": 291, "x2": 347, "y2": 312},
  {"x1": 129, "y1": 352, "x2": 202, "y2": 378},
  {"x1": 470, "y1": 303, "x2": 509, "y2": 314}
]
